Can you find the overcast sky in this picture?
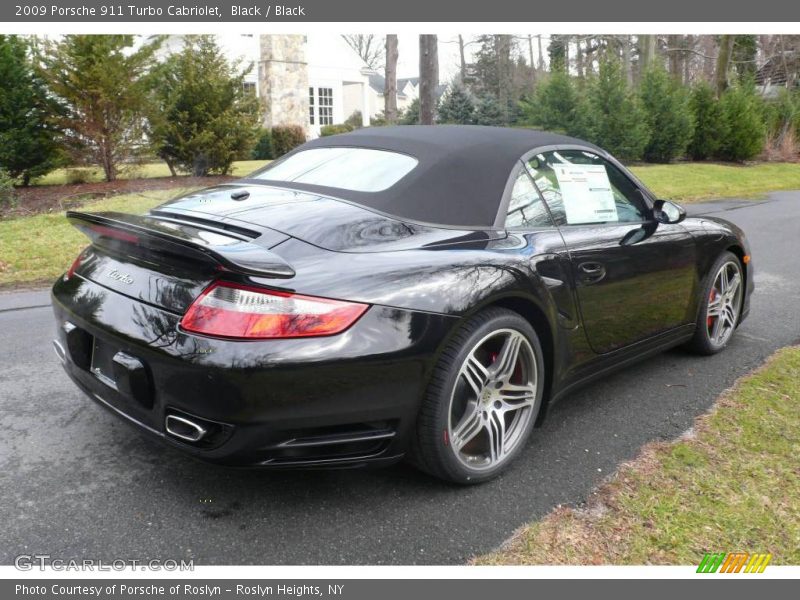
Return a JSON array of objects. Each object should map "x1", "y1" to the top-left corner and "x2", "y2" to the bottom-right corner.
[
  {"x1": 393, "y1": 34, "x2": 547, "y2": 81},
  {"x1": 395, "y1": 34, "x2": 465, "y2": 80},
  {"x1": 132, "y1": 33, "x2": 548, "y2": 84}
]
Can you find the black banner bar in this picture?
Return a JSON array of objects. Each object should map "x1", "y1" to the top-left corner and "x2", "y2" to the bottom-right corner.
[
  {"x1": 3, "y1": 0, "x2": 800, "y2": 23},
  {"x1": 4, "y1": 579, "x2": 799, "y2": 600}
]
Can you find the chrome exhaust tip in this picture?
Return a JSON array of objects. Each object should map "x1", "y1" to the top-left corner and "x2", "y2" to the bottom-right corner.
[
  {"x1": 52, "y1": 340, "x2": 67, "y2": 364},
  {"x1": 165, "y1": 414, "x2": 207, "y2": 443}
]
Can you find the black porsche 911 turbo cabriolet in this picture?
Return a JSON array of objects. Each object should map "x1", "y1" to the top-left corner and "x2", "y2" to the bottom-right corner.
[{"x1": 51, "y1": 125, "x2": 752, "y2": 483}]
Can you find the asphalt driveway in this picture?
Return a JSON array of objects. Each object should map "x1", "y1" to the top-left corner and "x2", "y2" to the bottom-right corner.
[{"x1": 1, "y1": 191, "x2": 798, "y2": 565}]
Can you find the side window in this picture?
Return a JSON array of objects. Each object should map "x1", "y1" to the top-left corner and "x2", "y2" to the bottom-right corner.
[
  {"x1": 505, "y1": 169, "x2": 554, "y2": 229},
  {"x1": 525, "y1": 150, "x2": 648, "y2": 226}
]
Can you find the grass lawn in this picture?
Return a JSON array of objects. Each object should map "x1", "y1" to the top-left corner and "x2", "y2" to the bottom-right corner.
[
  {"x1": 31, "y1": 160, "x2": 269, "y2": 186},
  {"x1": 28, "y1": 160, "x2": 800, "y2": 202},
  {"x1": 0, "y1": 189, "x2": 186, "y2": 288},
  {"x1": 476, "y1": 346, "x2": 800, "y2": 565},
  {"x1": 632, "y1": 162, "x2": 800, "y2": 202}
]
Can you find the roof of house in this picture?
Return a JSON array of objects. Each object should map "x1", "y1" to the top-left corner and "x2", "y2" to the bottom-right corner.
[
  {"x1": 755, "y1": 50, "x2": 800, "y2": 87},
  {"x1": 368, "y1": 74, "x2": 448, "y2": 102},
  {"x1": 367, "y1": 73, "x2": 409, "y2": 99},
  {"x1": 249, "y1": 125, "x2": 600, "y2": 227},
  {"x1": 398, "y1": 77, "x2": 419, "y2": 88}
]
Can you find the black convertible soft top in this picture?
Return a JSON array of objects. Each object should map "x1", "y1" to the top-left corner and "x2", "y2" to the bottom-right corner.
[{"x1": 247, "y1": 125, "x2": 600, "y2": 228}]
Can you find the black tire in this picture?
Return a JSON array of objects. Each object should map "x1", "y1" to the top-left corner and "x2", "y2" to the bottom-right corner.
[
  {"x1": 685, "y1": 251, "x2": 744, "y2": 355},
  {"x1": 408, "y1": 307, "x2": 545, "y2": 484}
]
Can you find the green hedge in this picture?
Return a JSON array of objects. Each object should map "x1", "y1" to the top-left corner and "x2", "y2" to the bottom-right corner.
[
  {"x1": 320, "y1": 124, "x2": 355, "y2": 137},
  {"x1": 270, "y1": 125, "x2": 306, "y2": 157},
  {"x1": 251, "y1": 129, "x2": 274, "y2": 160}
]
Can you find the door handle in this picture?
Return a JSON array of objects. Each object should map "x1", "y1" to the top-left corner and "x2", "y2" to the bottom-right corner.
[
  {"x1": 578, "y1": 262, "x2": 604, "y2": 274},
  {"x1": 577, "y1": 262, "x2": 606, "y2": 283}
]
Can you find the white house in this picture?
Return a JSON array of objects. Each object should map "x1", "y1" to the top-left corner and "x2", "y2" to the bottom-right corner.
[
  {"x1": 157, "y1": 34, "x2": 422, "y2": 138},
  {"x1": 305, "y1": 35, "x2": 373, "y2": 135},
  {"x1": 361, "y1": 74, "x2": 420, "y2": 119}
]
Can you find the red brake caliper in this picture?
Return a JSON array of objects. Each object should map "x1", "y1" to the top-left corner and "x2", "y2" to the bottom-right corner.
[{"x1": 707, "y1": 289, "x2": 717, "y2": 328}]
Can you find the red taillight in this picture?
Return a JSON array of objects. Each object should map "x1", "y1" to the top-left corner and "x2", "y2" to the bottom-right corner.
[
  {"x1": 64, "y1": 250, "x2": 87, "y2": 281},
  {"x1": 179, "y1": 282, "x2": 369, "y2": 340}
]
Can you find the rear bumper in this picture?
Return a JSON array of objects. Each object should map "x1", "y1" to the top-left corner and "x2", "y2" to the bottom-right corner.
[{"x1": 52, "y1": 275, "x2": 457, "y2": 468}]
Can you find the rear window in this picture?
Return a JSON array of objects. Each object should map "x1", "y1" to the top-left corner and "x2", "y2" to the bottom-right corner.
[{"x1": 252, "y1": 147, "x2": 418, "y2": 192}]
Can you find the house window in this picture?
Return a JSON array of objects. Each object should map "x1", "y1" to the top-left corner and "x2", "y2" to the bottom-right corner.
[
  {"x1": 242, "y1": 81, "x2": 256, "y2": 96},
  {"x1": 317, "y1": 87, "x2": 333, "y2": 125},
  {"x1": 308, "y1": 87, "x2": 334, "y2": 127}
]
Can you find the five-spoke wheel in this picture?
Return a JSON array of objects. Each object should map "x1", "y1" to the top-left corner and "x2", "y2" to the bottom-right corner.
[
  {"x1": 687, "y1": 251, "x2": 745, "y2": 355},
  {"x1": 707, "y1": 260, "x2": 743, "y2": 347},
  {"x1": 410, "y1": 308, "x2": 544, "y2": 484},
  {"x1": 448, "y1": 329, "x2": 538, "y2": 471}
]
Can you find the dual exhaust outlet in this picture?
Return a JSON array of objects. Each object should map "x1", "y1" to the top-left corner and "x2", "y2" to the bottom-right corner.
[{"x1": 165, "y1": 414, "x2": 207, "y2": 443}]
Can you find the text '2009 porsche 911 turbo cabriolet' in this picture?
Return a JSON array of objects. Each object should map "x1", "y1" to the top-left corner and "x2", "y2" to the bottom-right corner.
[{"x1": 51, "y1": 125, "x2": 753, "y2": 483}]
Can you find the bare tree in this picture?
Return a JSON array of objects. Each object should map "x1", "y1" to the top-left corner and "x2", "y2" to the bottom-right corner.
[
  {"x1": 620, "y1": 35, "x2": 633, "y2": 85},
  {"x1": 575, "y1": 38, "x2": 584, "y2": 78},
  {"x1": 639, "y1": 34, "x2": 658, "y2": 73},
  {"x1": 458, "y1": 34, "x2": 468, "y2": 81},
  {"x1": 419, "y1": 35, "x2": 439, "y2": 125},
  {"x1": 527, "y1": 35, "x2": 537, "y2": 84},
  {"x1": 683, "y1": 35, "x2": 694, "y2": 84},
  {"x1": 537, "y1": 35, "x2": 545, "y2": 72},
  {"x1": 495, "y1": 34, "x2": 513, "y2": 115},
  {"x1": 384, "y1": 35, "x2": 399, "y2": 124},
  {"x1": 341, "y1": 34, "x2": 385, "y2": 69},
  {"x1": 667, "y1": 34, "x2": 683, "y2": 80},
  {"x1": 716, "y1": 35, "x2": 734, "y2": 96}
]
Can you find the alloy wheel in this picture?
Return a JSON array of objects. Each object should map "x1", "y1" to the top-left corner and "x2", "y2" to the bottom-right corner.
[
  {"x1": 707, "y1": 261, "x2": 743, "y2": 347},
  {"x1": 447, "y1": 329, "x2": 538, "y2": 471}
]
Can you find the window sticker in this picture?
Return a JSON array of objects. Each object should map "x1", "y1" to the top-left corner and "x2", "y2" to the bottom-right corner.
[{"x1": 552, "y1": 164, "x2": 618, "y2": 225}]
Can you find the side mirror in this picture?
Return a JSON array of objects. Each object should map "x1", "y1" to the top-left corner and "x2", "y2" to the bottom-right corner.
[{"x1": 652, "y1": 199, "x2": 686, "y2": 225}]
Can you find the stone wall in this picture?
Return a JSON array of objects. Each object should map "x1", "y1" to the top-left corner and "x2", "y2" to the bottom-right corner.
[{"x1": 259, "y1": 35, "x2": 309, "y2": 134}]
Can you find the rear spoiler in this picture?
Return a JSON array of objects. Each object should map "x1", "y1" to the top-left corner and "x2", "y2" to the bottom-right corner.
[{"x1": 66, "y1": 211, "x2": 295, "y2": 279}]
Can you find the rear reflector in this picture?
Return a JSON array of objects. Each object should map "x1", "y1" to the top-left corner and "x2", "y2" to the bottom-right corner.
[{"x1": 180, "y1": 282, "x2": 369, "y2": 339}]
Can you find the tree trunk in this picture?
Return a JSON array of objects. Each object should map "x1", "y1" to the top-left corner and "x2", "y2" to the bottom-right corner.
[
  {"x1": 385, "y1": 34, "x2": 399, "y2": 124},
  {"x1": 527, "y1": 35, "x2": 536, "y2": 85},
  {"x1": 101, "y1": 141, "x2": 116, "y2": 182},
  {"x1": 621, "y1": 35, "x2": 633, "y2": 85},
  {"x1": 683, "y1": 35, "x2": 693, "y2": 84},
  {"x1": 537, "y1": 35, "x2": 544, "y2": 72},
  {"x1": 496, "y1": 34, "x2": 512, "y2": 122},
  {"x1": 716, "y1": 35, "x2": 734, "y2": 96},
  {"x1": 419, "y1": 35, "x2": 439, "y2": 125},
  {"x1": 668, "y1": 35, "x2": 682, "y2": 80},
  {"x1": 575, "y1": 38, "x2": 584, "y2": 78},
  {"x1": 639, "y1": 34, "x2": 657, "y2": 73},
  {"x1": 458, "y1": 34, "x2": 467, "y2": 82}
]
